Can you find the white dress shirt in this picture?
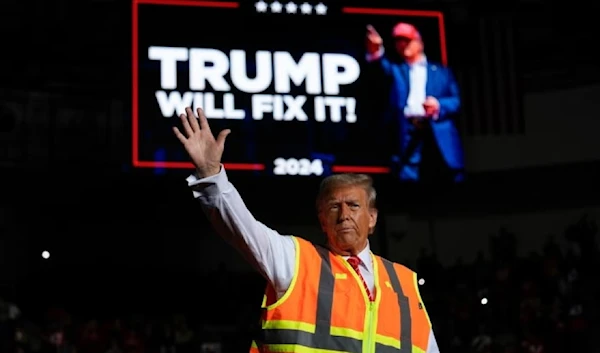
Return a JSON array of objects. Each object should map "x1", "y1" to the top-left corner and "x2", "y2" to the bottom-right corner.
[
  {"x1": 404, "y1": 57, "x2": 428, "y2": 118},
  {"x1": 187, "y1": 166, "x2": 440, "y2": 353}
]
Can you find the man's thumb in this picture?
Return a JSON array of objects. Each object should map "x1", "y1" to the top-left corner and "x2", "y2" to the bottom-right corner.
[{"x1": 217, "y1": 129, "x2": 231, "y2": 145}]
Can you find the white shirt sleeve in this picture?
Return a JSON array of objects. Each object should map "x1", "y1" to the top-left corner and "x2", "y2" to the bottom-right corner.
[
  {"x1": 187, "y1": 165, "x2": 295, "y2": 297},
  {"x1": 427, "y1": 329, "x2": 440, "y2": 353}
]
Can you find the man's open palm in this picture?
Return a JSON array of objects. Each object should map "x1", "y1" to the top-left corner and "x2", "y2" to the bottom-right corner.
[{"x1": 173, "y1": 107, "x2": 231, "y2": 178}]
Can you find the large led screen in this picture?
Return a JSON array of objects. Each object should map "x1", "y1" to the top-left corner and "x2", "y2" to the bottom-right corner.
[{"x1": 132, "y1": 0, "x2": 461, "y2": 181}]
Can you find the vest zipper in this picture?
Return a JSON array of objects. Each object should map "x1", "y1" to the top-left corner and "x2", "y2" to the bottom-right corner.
[{"x1": 364, "y1": 301, "x2": 376, "y2": 353}]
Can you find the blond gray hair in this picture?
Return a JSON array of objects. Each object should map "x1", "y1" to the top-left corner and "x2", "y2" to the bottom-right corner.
[{"x1": 316, "y1": 173, "x2": 377, "y2": 212}]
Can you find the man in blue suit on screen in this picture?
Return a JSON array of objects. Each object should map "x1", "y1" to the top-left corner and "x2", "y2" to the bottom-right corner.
[{"x1": 365, "y1": 23, "x2": 464, "y2": 183}]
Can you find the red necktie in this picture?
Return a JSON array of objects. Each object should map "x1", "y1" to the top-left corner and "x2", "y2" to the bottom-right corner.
[{"x1": 347, "y1": 256, "x2": 374, "y2": 301}]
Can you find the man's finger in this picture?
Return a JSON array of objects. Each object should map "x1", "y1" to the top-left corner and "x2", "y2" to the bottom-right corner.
[
  {"x1": 180, "y1": 113, "x2": 194, "y2": 137},
  {"x1": 197, "y1": 107, "x2": 212, "y2": 133},
  {"x1": 367, "y1": 25, "x2": 379, "y2": 36},
  {"x1": 216, "y1": 129, "x2": 231, "y2": 147},
  {"x1": 172, "y1": 126, "x2": 187, "y2": 143},
  {"x1": 185, "y1": 107, "x2": 200, "y2": 131}
]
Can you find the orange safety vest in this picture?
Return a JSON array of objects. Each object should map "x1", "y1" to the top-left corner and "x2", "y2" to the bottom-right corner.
[{"x1": 249, "y1": 236, "x2": 432, "y2": 353}]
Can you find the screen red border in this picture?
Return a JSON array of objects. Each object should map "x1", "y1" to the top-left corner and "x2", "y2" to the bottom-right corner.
[{"x1": 131, "y1": 0, "x2": 448, "y2": 174}]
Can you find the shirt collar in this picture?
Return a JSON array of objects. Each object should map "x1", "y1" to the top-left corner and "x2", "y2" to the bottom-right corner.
[{"x1": 342, "y1": 241, "x2": 373, "y2": 274}]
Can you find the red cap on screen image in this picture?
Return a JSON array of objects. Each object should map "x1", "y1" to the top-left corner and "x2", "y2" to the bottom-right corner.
[{"x1": 392, "y1": 22, "x2": 421, "y2": 40}]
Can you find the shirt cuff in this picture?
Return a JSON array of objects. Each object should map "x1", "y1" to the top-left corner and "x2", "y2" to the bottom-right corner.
[
  {"x1": 186, "y1": 164, "x2": 231, "y2": 198},
  {"x1": 365, "y1": 47, "x2": 384, "y2": 62}
]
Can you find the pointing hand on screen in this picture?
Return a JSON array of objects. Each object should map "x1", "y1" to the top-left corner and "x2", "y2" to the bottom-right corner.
[
  {"x1": 173, "y1": 107, "x2": 231, "y2": 178},
  {"x1": 366, "y1": 25, "x2": 383, "y2": 55}
]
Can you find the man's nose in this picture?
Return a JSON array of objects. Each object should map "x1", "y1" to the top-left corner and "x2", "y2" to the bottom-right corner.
[{"x1": 337, "y1": 204, "x2": 351, "y2": 221}]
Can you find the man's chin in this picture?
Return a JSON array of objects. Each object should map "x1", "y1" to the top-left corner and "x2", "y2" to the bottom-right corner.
[{"x1": 336, "y1": 233, "x2": 360, "y2": 247}]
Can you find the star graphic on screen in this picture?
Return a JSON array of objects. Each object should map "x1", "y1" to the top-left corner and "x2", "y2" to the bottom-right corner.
[
  {"x1": 270, "y1": 1, "x2": 283, "y2": 13},
  {"x1": 285, "y1": 1, "x2": 297, "y2": 13},
  {"x1": 255, "y1": 0, "x2": 268, "y2": 12},
  {"x1": 300, "y1": 2, "x2": 312, "y2": 14},
  {"x1": 315, "y1": 2, "x2": 327, "y2": 15}
]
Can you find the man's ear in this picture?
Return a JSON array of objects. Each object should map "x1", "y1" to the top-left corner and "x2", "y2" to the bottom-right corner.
[{"x1": 368, "y1": 208, "x2": 378, "y2": 234}]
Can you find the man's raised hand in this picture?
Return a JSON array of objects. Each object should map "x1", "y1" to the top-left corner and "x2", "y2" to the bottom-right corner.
[
  {"x1": 172, "y1": 107, "x2": 231, "y2": 178},
  {"x1": 366, "y1": 25, "x2": 383, "y2": 55}
]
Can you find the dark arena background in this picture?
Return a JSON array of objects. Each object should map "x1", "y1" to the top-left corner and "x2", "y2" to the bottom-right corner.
[{"x1": 1, "y1": 0, "x2": 599, "y2": 352}]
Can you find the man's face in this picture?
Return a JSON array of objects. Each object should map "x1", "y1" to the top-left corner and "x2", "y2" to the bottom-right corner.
[
  {"x1": 318, "y1": 185, "x2": 378, "y2": 256},
  {"x1": 394, "y1": 36, "x2": 423, "y2": 61}
]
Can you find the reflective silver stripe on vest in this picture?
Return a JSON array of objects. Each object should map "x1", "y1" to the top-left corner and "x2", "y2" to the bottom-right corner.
[
  {"x1": 259, "y1": 244, "x2": 412, "y2": 353},
  {"x1": 381, "y1": 259, "x2": 412, "y2": 353},
  {"x1": 262, "y1": 329, "x2": 362, "y2": 352}
]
